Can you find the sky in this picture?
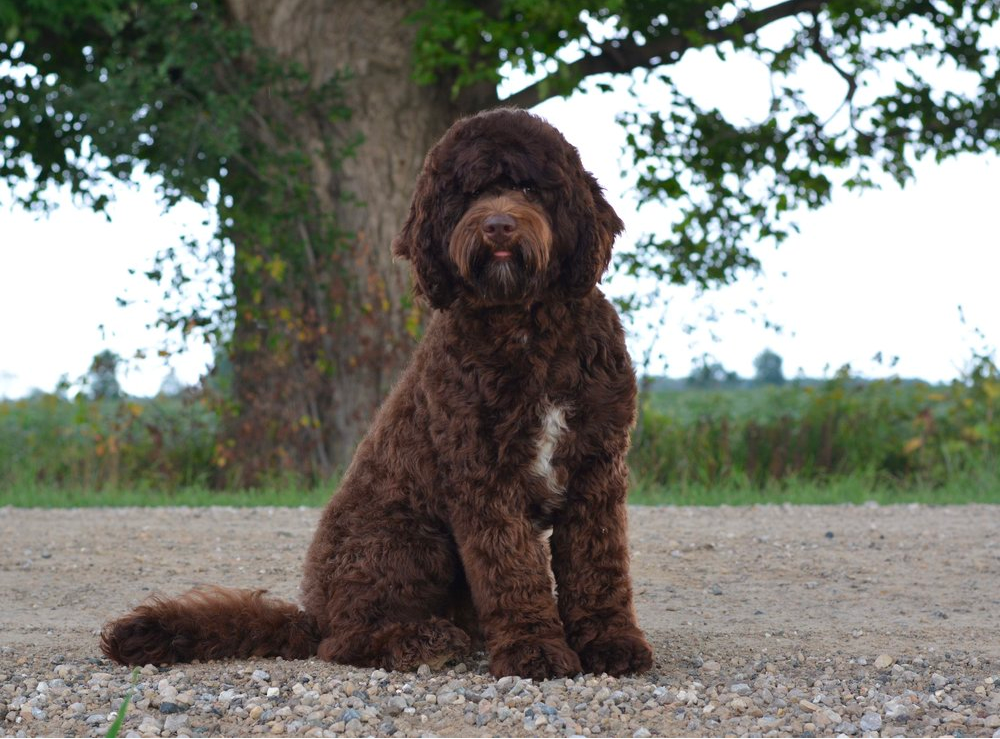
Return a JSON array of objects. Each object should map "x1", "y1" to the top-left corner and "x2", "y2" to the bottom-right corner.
[{"x1": 1, "y1": 18, "x2": 998, "y2": 398}]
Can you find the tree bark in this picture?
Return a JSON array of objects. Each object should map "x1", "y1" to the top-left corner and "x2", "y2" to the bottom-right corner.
[{"x1": 219, "y1": 0, "x2": 493, "y2": 481}]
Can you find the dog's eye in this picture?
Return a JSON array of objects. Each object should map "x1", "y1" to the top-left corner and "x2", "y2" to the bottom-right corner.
[{"x1": 520, "y1": 186, "x2": 537, "y2": 199}]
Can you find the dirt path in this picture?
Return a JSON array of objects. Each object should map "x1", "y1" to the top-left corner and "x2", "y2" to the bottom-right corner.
[{"x1": 1, "y1": 504, "x2": 998, "y2": 737}]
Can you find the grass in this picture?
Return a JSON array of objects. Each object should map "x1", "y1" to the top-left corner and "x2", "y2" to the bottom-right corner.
[
  {"x1": 630, "y1": 368, "x2": 1000, "y2": 492},
  {"x1": 3, "y1": 359, "x2": 997, "y2": 508},
  {"x1": 629, "y1": 467, "x2": 1000, "y2": 506},
  {"x1": 105, "y1": 667, "x2": 139, "y2": 738},
  {"x1": 0, "y1": 484, "x2": 335, "y2": 508},
  {"x1": 3, "y1": 464, "x2": 998, "y2": 509}
]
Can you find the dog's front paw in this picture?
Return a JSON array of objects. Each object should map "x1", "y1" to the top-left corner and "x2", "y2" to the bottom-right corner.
[
  {"x1": 578, "y1": 630, "x2": 653, "y2": 676},
  {"x1": 490, "y1": 637, "x2": 582, "y2": 680}
]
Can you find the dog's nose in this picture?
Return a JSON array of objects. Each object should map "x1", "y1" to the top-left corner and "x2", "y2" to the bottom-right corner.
[{"x1": 482, "y1": 213, "x2": 516, "y2": 242}]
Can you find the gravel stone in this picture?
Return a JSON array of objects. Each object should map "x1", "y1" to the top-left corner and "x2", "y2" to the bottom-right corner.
[
  {"x1": 163, "y1": 713, "x2": 187, "y2": 733},
  {"x1": 2, "y1": 505, "x2": 999, "y2": 737},
  {"x1": 386, "y1": 695, "x2": 408, "y2": 715},
  {"x1": 859, "y1": 712, "x2": 882, "y2": 731},
  {"x1": 874, "y1": 654, "x2": 895, "y2": 670}
]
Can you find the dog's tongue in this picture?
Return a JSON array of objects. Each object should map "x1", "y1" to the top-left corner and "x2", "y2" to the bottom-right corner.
[{"x1": 494, "y1": 250, "x2": 512, "y2": 259}]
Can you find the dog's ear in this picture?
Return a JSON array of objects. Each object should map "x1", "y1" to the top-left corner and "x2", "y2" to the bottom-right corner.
[
  {"x1": 391, "y1": 169, "x2": 460, "y2": 310},
  {"x1": 562, "y1": 172, "x2": 625, "y2": 297}
]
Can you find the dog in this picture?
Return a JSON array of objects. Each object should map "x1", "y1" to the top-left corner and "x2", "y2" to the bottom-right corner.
[{"x1": 101, "y1": 108, "x2": 653, "y2": 680}]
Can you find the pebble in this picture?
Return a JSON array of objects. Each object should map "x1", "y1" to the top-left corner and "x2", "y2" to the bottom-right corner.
[
  {"x1": 1, "y1": 648, "x2": 996, "y2": 737},
  {"x1": 874, "y1": 654, "x2": 895, "y2": 670},
  {"x1": 860, "y1": 711, "x2": 882, "y2": 731},
  {"x1": 162, "y1": 713, "x2": 187, "y2": 733}
]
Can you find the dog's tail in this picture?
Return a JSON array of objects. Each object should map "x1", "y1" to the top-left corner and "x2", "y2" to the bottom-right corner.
[{"x1": 100, "y1": 586, "x2": 320, "y2": 666}]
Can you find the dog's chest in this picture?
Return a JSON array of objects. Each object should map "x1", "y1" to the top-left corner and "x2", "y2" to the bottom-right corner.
[{"x1": 530, "y1": 403, "x2": 569, "y2": 495}]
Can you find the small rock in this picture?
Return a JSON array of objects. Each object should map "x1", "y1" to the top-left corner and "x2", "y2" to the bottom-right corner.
[
  {"x1": 874, "y1": 654, "x2": 895, "y2": 670},
  {"x1": 931, "y1": 673, "x2": 950, "y2": 689},
  {"x1": 730, "y1": 683, "x2": 752, "y2": 696},
  {"x1": 163, "y1": 713, "x2": 187, "y2": 733},
  {"x1": 137, "y1": 717, "x2": 162, "y2": 734},
  {"x1": 341, "y1": 708, "x2": 361, "y2": 723},
  {"x1": 860, "y1": 712, "x2": 882, "y2": 731},
  {"x1": 417, "y1": 664, "x2": 432, "y2": 677},
  {"x1": 884, "y1": 700, "x2": 910, "y2": 719},
  {"x1": 834, "y1": 720, "x2": 858, "y2": 735},
  {"x1": 386, "y1": 696, "x2": 408, "y2": 716},
  {"x1": 251, "y1": 669, "x2": 270, "y2": 682},
  {"x1": 633, "y1": 728, "x2": 652, "y2": 738}
]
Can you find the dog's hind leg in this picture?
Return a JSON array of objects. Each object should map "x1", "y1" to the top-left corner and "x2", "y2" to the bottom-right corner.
[
  {"x1": 318, "y1": 615, "x2": 471, "y2": 671},
  {"x1": 303, "y1": 505, "x2": 473, "y2": 671}
]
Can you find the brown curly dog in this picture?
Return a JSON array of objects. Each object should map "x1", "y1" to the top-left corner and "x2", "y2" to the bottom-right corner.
[{"x1": 101, "y1": 108, "x2": 653, "y2": 680}]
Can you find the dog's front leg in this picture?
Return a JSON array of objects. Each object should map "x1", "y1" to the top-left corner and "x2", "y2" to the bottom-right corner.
[
  {"x1": 550, "y1": 454, "x2": 654, "y2": 676},
  {"x1": 450, "y1": 506, "x2": 581, "y2": 680}
]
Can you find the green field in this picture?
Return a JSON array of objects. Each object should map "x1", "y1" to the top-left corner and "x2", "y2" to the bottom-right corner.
[{"x1": 2, "y1": 363, "x2": 998, "y2": 508}]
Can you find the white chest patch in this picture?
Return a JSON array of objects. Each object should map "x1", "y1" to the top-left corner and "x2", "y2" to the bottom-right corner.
[{"x1": 531, "y1": 404, "x2": 568, "y2": 493}]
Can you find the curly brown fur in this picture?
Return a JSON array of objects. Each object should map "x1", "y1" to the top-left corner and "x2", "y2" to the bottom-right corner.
[
  {"x1": 101, "y1": 108, "x2": 653, "y2": 679},
  {"x1": 100, "y1": 586, "x2": 318, "y2": 665}
]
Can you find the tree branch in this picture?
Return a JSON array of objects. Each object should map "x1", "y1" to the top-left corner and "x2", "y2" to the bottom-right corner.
[
  {"x1": 502, "y1": 0, "x2": 827, "y2": 109},
  {"x1": 807, "y1": 13, "x2": 858, "y2": 128}
]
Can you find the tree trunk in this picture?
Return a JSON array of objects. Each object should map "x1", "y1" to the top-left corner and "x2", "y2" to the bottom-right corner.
[{"x1": 219, "y1": 0, "x2": 493, "y2": 482}]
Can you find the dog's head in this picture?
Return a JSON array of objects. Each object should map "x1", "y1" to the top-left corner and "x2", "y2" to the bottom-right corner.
[{"x1": 391, "y1": 108, "x2": 624, "y2": 309}]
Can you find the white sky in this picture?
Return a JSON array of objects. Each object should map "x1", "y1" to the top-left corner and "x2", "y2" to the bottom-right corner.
[{"x1": 1, "y1": 20, "x2": 998, "y2": 398}]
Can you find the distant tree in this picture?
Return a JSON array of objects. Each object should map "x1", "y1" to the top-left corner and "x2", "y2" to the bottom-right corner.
[
  {"x1": 688, "y1": 357, "x2": 739, "y2": 389},
  {"x1": 754, "y1": 349, "x2": 786, "y2": 385},
  {"x1": 86, "y1": 350, "x2": 122, "y2": 400},
  {"x1": 204, "y1": 346, "x2": 234, "y2": 397},
  {"x1": 4, "y1": 0, "x2": 998, "y2": 480},
  {"x1": 158, "y1": 369, "x2": 184, "y2": 397}
]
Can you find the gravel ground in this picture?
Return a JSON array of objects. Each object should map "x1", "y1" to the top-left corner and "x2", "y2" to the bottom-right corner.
[{"x1": 1, "y1": 503, "x2": 999, "y2": 737}]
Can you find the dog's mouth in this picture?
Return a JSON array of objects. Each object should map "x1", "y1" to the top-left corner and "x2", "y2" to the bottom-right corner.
[
  {"x1": 463, "y1": 241, "x2": 540, "y2": 302},
  {"x1": 447, "y1": 189, "x2": 553, "y2": 305},
  {"x1": 473, "y1": 241, "x2": 527, "y2": 274}
]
